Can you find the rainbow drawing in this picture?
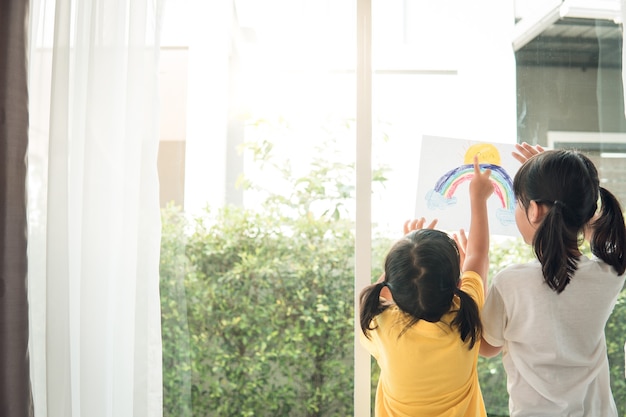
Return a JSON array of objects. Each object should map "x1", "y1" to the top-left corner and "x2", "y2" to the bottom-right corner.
[
  {"x1": 418, "y1": 139, "x2": 520, "y2": 233},
  {"x1": 432, "y1": 164, "x2": 514, "y2": 210},
  {"x1": 425, "y1": 163, "x2": 516, "y2": 226}
]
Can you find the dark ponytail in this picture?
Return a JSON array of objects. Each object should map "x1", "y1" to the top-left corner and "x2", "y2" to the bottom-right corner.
[
  {"x1": 451, "y1": 288, "x2": 482, "y2": 349},
  {"x1": 513, "y1": 149, "x2": 619, "y2": 293},
  {"x1": 359, "y1": 282, "x2": 392, "y2": 338},
  {"x1": 591, "y1": 187, "x2": 626, "y2": 275},
  {"x1": 533, "y1": 203, "x2": 580, "y2": 293}
]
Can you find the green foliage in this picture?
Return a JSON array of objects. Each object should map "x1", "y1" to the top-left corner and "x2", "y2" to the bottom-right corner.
[
  {"x1": 160, "y1": 123, "x2": 365, "y2": 416},
  {"x1": 160, "y1": 203, "x2": 356, "y2": 417},
  {"x1": 160, "y1": 204, "x2": 193, "y2": 417}
]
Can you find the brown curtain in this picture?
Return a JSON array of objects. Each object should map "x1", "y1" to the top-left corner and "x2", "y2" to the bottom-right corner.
[{"x1": 0, "y1": 0, "x2": 34, "y2": 416}]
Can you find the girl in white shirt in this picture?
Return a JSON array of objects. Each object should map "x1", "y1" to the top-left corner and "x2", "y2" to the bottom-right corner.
[{"x1": 480, "y1": 143, "x2": 626, "y2": 417}]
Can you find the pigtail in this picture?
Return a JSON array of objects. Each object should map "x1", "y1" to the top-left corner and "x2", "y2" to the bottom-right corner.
[
  {"x1": 451, "y1": 288, "x2": 481, "y2": 349},
  {"x1": 534, "y1": 204, "x2": 579, "y2": 293},
  {"x1": 591, "y1": 187, "x2": 626, "y2": 275},
  {"x1": 359, "y1": 282, "x2": 392, "y2": 338}
]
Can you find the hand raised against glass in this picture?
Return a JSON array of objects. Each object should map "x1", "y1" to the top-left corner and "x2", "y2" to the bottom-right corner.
[
  {"x1": 512, "y1": 142, "x2": 545, "y2": 165},
  {"x1": 452, "y1": 228, "x2": 467, "y2": 270},
  {"x1": 403, "y1": 217, "x2": 438, "y2": 235}
]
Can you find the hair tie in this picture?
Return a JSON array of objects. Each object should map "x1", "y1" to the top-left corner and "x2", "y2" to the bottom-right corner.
[
  {"x1": 553, "y1": 200, "x2": 565, "y2": 211},
  {"x1": 381, "y1": 281, "x2": 390, "y2": 288}
]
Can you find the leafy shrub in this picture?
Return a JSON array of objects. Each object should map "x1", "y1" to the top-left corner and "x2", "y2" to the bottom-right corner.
[
  {"x1": 160, "y1": 205, "x2": 193, "y2": 417},
  {"x1": 160, "y1": 123, "x2": 367, "y2": 416}
]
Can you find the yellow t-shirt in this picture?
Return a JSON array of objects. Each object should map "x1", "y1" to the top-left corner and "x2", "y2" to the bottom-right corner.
[{"x1": 360, "y1": 271, "x2": 486, "y2": 417}]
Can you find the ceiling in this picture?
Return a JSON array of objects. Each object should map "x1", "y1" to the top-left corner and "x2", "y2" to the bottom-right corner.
[{"x1": 515, "y1": 18, "x2": 623, "y2": 69}]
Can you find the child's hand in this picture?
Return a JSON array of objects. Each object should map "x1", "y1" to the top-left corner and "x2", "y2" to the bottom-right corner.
[
  {"x1": 512, "y1": 142, "x2": 545, "y2": 164},
  {"x1": 470, "y1": 155, "x2": 494, "y2": 202},
  {"x1": 403, "y1": 217, "x2": 438, "y2": 235},
  {"x1": 452, "y1": 229, "x2": 467, "y2": 270}
]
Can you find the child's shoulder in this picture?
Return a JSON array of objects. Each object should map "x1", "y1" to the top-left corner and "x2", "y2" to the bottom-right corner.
[
  {"x1": 492, "y1": 260, "x2": 541, "y2": 286},
  {"x1": 371, "y1": 306, "x2": 417, "y2": 337},
  {"x1": 376, "y1": 304, "x2": 405, "y2": 323}
]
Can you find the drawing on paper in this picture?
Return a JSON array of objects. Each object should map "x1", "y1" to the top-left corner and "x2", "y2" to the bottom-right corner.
[
  {"x1": 416, "y1": 137, "x2": 520, "y2": 236},
  {"x1": 425, "y1": 143, "x2": 515, "y2": 225}
]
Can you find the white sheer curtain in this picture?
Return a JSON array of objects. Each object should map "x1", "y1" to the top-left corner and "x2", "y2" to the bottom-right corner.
[{"x1": 28, "y1": 1, "x2": 165, "y2": 416}]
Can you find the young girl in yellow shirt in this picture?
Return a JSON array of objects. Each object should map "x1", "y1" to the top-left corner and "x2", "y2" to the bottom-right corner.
[{"x1": 359, "y1": 156, "x2": 492, "y2": 417}]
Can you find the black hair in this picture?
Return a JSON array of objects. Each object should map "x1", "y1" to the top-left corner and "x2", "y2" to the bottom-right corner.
[
  {"x1": 359, "y1": 229, "x2": 482, "y2": 349},
  {"x1": 513, "y1": 149, "x2": 626, "y2": 293}
]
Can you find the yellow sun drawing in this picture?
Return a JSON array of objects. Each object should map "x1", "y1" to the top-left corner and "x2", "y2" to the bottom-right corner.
[{"x1": 463, "y1": 143, "x2": 501, "y2": 166}]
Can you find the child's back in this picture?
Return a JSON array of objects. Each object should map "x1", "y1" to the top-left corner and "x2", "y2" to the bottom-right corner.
[
  {"x1": 361, "y1": 270, "x2": 485, "y2": 417},
  {"x1": 484, "y1": 258, "x2": 622, "y2": 416}
]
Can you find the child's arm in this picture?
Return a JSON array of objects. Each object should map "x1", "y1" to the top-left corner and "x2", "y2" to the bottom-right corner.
[
  {"x1": 467, "y1": 156, "x2": 501, "y2": 358},
  {"x1": 479, "y1": 339, "x2": 502, "y2": 357},
  {"x1": 453, "y1": 228, "x2": 467, "y2": 273},
  {"x1": 462, "y1": 155, "x2": 493, "y2": 294}
]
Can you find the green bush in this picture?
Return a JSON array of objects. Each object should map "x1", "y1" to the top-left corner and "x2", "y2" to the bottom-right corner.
[
  {"x1": 161, "y1": 203, "x2": 356, "y2": 417},
  {"x1": 160, "y1": 205, "x2": 193, "y2": 417}
]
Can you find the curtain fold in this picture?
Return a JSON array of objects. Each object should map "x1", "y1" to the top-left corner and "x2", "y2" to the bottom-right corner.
[
  {"x1": 0, "y1": 1, "x2": 35, "y2": 416},
  {"x1": 28, "y1": 0, "x2": 164, "y2": 416}
]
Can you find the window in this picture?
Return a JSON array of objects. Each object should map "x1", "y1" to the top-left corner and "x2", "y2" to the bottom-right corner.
[{"x1": 157, "y1": 1, "x2": 626, "y2": 416}]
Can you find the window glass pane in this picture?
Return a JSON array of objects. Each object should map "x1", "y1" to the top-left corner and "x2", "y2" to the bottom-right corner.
[
  {"x1": 159, "y1": 1, "x2": 358, "y2": 416},
  {"x1": 515, "y1": 7, "x2": 626, "y2": 415},
  {"x1": 157, "y1": 1, "x2": 626, "y2": 416}
]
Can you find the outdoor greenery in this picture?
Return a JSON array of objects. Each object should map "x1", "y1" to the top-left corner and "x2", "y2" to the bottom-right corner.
[
  {"x1": 161, "y1": 203, "x2": 355, "y2": 417},
  {"x1": 159, "y1": 132, "x2": 626, "y2": 416}
]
